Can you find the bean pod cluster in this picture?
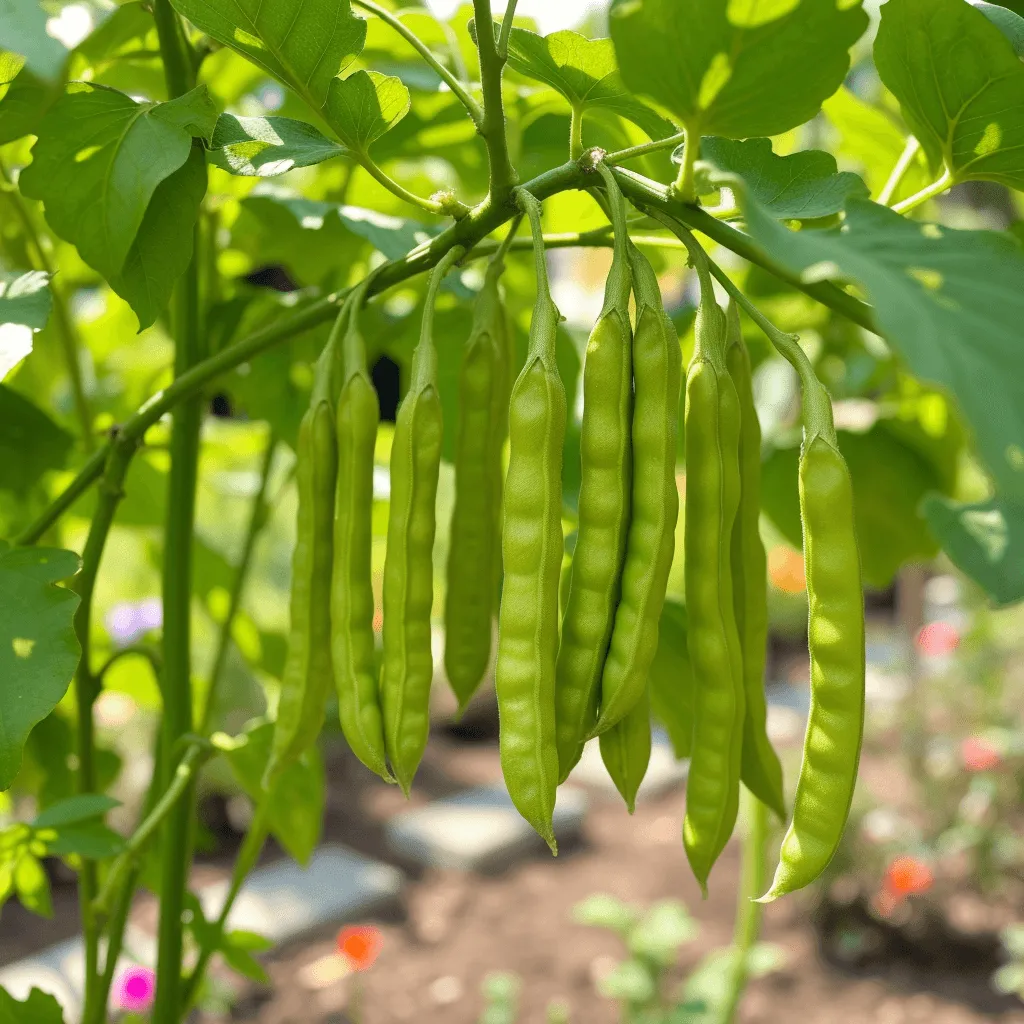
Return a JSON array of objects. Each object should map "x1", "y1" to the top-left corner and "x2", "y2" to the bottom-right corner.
[{"x1": 271, "y1": 162, "x2": 865, "y2": 898}]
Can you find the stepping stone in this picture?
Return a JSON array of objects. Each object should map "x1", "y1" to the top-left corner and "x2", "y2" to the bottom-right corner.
[
  {"x1": 568, "y1": 733, "x2": 688, "y2": 802},
  {"x1": 384, "y1": 785, "x2": 588, "y2": 872},
  {"x1": 199, "y1": 844, "x2": 403, "y2": 945}
]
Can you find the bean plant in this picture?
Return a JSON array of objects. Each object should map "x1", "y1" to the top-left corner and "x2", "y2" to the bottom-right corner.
[{"x1": 2, "y1": 0, "x2": 1024, "y2": 1021}]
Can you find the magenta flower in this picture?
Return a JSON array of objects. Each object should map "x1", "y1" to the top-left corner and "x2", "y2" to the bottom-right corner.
[{"x1": 113, "y1": 965, "x2": 156, "y2": 1014}]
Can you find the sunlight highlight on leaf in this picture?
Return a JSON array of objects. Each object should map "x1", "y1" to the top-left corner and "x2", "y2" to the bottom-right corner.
[
  {"x1": 74, "y1": 144, "x2": 101, "y2": 163},
  {"x1": 697, "y1": 53, "x2": 732, "y2": 111},
  {"x1": 975, "y1": 122, "x2": 1002, "y2": 157},
  {"x1": 907, "y1": 267, "x2": 943, "y2": 291},
  {"x1": 727, "y1": 0, "x2": 800, "y2": 28},
  {"x1": 12, "y1": 637, "x2": 35, "y2": 658}
]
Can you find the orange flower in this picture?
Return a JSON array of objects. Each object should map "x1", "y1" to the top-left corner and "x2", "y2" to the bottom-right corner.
[
  {"x1": 337, "y1": 925, "x2": 383, "y2": 971},
  {"x1": 768, "y1": 546, "x2": 805, "y2": 594},
  {"x1": 961, "y1": 735, "x2": 1001, "y2": 773},
  {"x1": 884, "y1": 856, "x2": 933, "y2": 898},
  {"x1": 916, "y1": 621, "x2": 959, "y2": 657}
]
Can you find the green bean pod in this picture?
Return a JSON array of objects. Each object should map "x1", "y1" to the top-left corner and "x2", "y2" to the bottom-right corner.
[
  {"x1": 555, "y1": 165, "x2": 633, "y2": 782},
  {"x1": 382, "y1": 248, "x2": 463, "y2": 795},
  {"x1": 590, "y1": 245, "x2": 680, "y2": 738},
  {"x1": 725, "y1": 303, "x2": 785, "y2": 821},
  {"x1": 496, "y1": 190, "x2": 565, "y2": 852},
  {"x1": 761, "y1": 429, "x2": 864, "y2": 899},
  {"x1": 264, "y1": 394, "x2": 337, "y2": 787},
  {"x1": 599, "y1": 687, "x2": 652, "y2": 814},
  {"x1": 681, "y1": 278, "x2": 746, "y2": 894},
  {"x1": 333, "y1": 293, "x2": 393, "y2": 784},
  {"x1": 444, "y1": 257, "x2": 507, "y2": 711}
]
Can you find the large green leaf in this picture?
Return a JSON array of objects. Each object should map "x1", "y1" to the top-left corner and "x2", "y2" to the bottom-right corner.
[
  {"x1": 875, "y1": 0, "x2": 1024, "y2": 190},
  {"x1": 19, "y1": 84, "x2": 217, "y2": 282},
  {"x1": 0, "y1": 271, "x2": 50, "y2": 330},
  {"x1": 923, "y1": 493, "x2": 1024, "y2": 606},
  {"x1": 725, "y1": 183, "x2": 1024, "y2": 503},
  {"x1": 0, "y1": 540, "x2": 80, "y2": 790},
  {"x1": 0, "y1": 385, "x2": 73, "y2": 495},
  {"x1": 501, "y1": 26, "x2": 675, "y2": 141},
  {"x1": 0, "y1": 985, "x2": 65, "y2": 1023},
  {"x1": 169, "y1": 0, "x2": 366, "y2": 116},
  {"x1": 324, "y1": 70, "x2": 410, "y2": 152},
  {"x1": 224, "y1": 719, "x2": 324, "y2": 866},
  {"x1": 699, "y1": 137, "x2": 868, "y2": 219},
  {"x1": 608, "y1": 0, "x2": 867, "y2": 137},
  {"x1": 110, "y1": 146, "x2": 208, "y2": 330},
  {"x1": 210, "y1": 113, "x2": 349, "y2": 177},
  {"x1": 761, "y1": 419, "x2": 951, "y2": 588},
  {"x1": 0, "y1": 55, "x2": 58, "y2": 145},
  {"x1": 1, "y1": 0, "x2": 67, "y2": 79},
  {"x1": 970, "y1": 0, "x2": 1024, "y2": 55}
]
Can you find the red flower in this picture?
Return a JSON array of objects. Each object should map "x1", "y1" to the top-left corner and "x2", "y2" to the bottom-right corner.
[
  {"x1": 916, "y1": 621, "x2": 959, "y2": 657},
  {"x1": 884, "y1": 856, "x2": 933, "y2": 898},
  {"x1": 961, "y1": 735, "x2": 1001, "y2": 773},
  {"x1": 337, "y1": 925, "x2": 383, "y2": 971}
]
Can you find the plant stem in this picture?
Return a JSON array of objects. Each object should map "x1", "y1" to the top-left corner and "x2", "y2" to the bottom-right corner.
[
  {"x1": 891, "y1": 169, "x2": 954, "y2": 215},
  {"x1": 497, "y1": 0, "x2": 518, "y2": 58},
  {"x1": 720, "y1": 790, "x2": 769, "y2": 1024},
  {"x1": 569, "y1": 104, "x2": 584, "y2": 160},
  {"x1": 351, "y1": 0, "x2": 483, "y2": 125},
  {"x1": 605, "y1": 131, "x2": 687, "y2": 166},
  {"x1": 94, "y1": 644, "x2": 162, "y2": 684},
  {"x1": 17, "y1": 159, "x2": 882, "y2": 548},
  {"x1": 356, "y1": 155, "x2": 446, "y2": 214},
  {"x1": 876, "y1": 136, "x2": 921, "y2": 207},
  {"x1": 672, "y1": 125, "x2": 700, "y2": 202},
  {"x1": 180, "y1": 799, "x2": 272, "y2": 1011},
  {"x1": 199, "y1": 435, "x2": 277, "y2": 733},
  {"x1": 474, "y1": 0, "x2": 518, "y2": 202},
  {"x1": 0, "y1": 157, "x2": 94, "y2": 451},
  {"x1": 93, "y1": 742, "x2": 211, "y2": 917},
  {"x1": 151, "y1": 0, "x2": 194, "y2": 95},
  {"x1": 72, "y1": 439, "x2": 140, "y2": 1024}
]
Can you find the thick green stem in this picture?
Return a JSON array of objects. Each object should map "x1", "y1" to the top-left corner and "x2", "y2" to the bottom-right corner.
[
  {"x1": 721, "y1": 790, "x2": 769, "y2": 1024},
  {"x1": 0, "y1": 158, "x2": 94, "y2": 451},
  {"x1": 569, "y1": 105, "x2": 584, "y2": 161},
  {"x1": 672, "y1": 125, "x2": 700, "y2": 202},
  {"x1": 605, "y1": 131, "x2": 687, "y2": 166},
  {"x1": 181, "y1": 800, "x2": 272, "y2": 1011},
  {"x1": 152, "y1": 0, "x2": 194, "y2": 96},
  {"x1": 199, "y1": 436, "x2": 277, "y2": 733},
  {"x1": 72, "y1": 439, "x2": 139, "y2": 1024},
  {"x1": 153, "y1": 221, "x2": 204, "y2": 1024},
  {"x1": 474, "y1": 0, "x2": 518, "y2": 202},
  {"x1": 351, "y1": 0, "x2": 482, "y2": 124}
]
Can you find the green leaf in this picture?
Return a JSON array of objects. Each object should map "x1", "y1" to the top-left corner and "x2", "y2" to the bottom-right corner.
[
  {"x1": 324, "y1": 70, "x2": 410, "y2": 152},
  {"x1": 0, "y1": 271, "x2": 50, "y2": 330},
  {"x1": 596, "y1": 958, "x2": 656, "y2": 1004},
  {"x1": 43, "y1": 821, "x2": 125, "y2": 859},
  {"x1": 19, "y1": 84, "x2": 216, "y2": 281},
  {"x1": 0, "y1": 57, "x2": 59, "y2": 145},
  {"x1": 210, "y1": 113, "x2": 349, "y2": 177},
  {"x1": 0, "y1": 540, "x2": 80, "y2": 790},
  {"x1": 648, "y1": 599, "x2": 693, "y2": 759},
  {"x1": 169, "y1": 0, "x2": 366, "y2": 117},
  {"x1": 500, "y1": 26, "x2": 675, "y2": 140},
  {"x1": 220, "y1": 930, "x2": 271, "y2": 983},
  {"x1": 727, "y1": 186, "x2": 1024, "y2": 502},
  {"x1": 699, "y1": 137, "x2": 869, "y2": 220},
  {"x1": 75, "y1": 2, "x2": 155, "y2": 65},
  {"x1": 629, "y1": 901, "x2": 699, "y2": 965},
  {"x1": 922, "y1": 493, "x2": 1024, "y2": 606},
  {"x1": 761, "y1": 418, "x2": 951, "y2": 588},
  {"x1": 0, "y1": 986, "x2": 66, "y2": 1023},
  {"x1": 223, "y1": 719, "x2": 324, "y2": 866},
  {"x1": 13, "y1": 852, "x2": 51, "y2": 916},
  {"x1": 0, "y1": 386, "x2": 73, "y2": 496},
  {"x1": 572, "y1": 892, "x2": 638, "y2": 934},
  {"x1": 970, "y1": 0, "x2": 1024, "y2": 56},
  {"x1": 1, "y1": 0, "x2": 67, "y2": 79},
  {"x1": 110, "y1": 145, "x2": 208, "y2": 330},
  {"x1": 32, "y1": 793, "x2": 119, "y2": 828},
  {"x1": 875, "y1": 0, "x2": 1024, "y2": 189},
  {"x1": 609, "y1": 0, "x2": 867, "y2": 137}
]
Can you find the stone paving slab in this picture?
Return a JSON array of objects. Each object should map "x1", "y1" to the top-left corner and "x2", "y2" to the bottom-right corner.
[
  {"x1": 199, "y1": 845, "x2": 404, "y2": 945},
  {"x1": 568, "y1": 734, "x2": 689, "y2": 802},
  {"x1": 384, "y1": 785, "x2": 588, "y2": 872}
]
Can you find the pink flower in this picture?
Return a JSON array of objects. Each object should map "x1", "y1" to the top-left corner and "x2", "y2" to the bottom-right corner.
[
  {"x1": 916, "y1": 621, "x2": 959, "y2": 657},
  {"x1": 961, "y1": 735, "x2": 1001, "y2": 772},
  {"x1": 113, "y1": 965, "x2": 156, "y2": 1013}
]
